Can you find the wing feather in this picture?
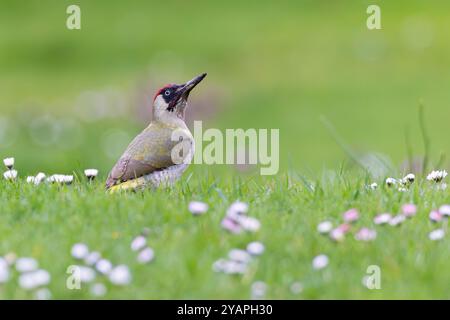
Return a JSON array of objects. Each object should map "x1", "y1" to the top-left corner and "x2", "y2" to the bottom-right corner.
[{"x1": 105, "y1": 123, "x2": 178, "y2": 189}]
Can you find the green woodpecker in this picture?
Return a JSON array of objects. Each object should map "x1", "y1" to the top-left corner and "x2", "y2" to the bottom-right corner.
[{"x1": 106, "y1": 73, "x2": 207, "y2": 192}]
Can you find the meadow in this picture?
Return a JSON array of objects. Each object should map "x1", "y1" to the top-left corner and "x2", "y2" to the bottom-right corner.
[
  {"x1": 1, "y1": 1, "x2": 450, "y2": 299},
  {"x1": 0, "y1": 170, "x2": 449, "y2": 299}
]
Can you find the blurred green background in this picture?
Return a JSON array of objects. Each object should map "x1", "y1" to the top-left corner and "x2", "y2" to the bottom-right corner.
[{"x1": 1, "y1": 0, "x2": 450, "y2": 176}]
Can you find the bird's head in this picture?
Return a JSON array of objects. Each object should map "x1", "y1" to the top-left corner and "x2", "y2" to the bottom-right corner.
[{"x1": 152, "y1": 73, "x2": 207, "y2": 122}]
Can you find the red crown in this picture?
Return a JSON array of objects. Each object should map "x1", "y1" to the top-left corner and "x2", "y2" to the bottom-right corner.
[{"x1": 153, "y1": 84, "x2": 175, "y2": 101}]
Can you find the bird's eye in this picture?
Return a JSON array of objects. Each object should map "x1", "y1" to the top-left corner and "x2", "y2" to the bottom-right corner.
[{"x1": 164, "y1": 90, "x2": 171, "y2": 96}]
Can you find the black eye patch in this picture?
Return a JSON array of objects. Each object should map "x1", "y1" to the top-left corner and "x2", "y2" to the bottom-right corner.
[{"x1": 161, "y1": 86, "x2": 179, "y2": 103}]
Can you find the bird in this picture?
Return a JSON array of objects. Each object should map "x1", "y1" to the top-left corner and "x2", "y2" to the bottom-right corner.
[{"x1": 105, "y1": 73, "x2": 207, "y2": 192}]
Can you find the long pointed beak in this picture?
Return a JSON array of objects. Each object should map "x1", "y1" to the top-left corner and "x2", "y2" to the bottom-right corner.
[
  {"x1": 169, "y1": 73, "x2": 207, "y2": 110},
  {"x1": 181, "y1": 73, "x2": 207, "y2": 94}
]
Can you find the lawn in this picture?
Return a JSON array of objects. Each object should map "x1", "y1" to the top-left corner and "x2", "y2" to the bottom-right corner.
[{"x1": 0, "y1": 168, "x2": 449, "y2": 299}]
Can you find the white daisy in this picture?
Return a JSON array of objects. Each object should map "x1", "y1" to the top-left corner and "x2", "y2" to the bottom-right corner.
[
  {"x1": 389, "y1": 215, "x2": 406, "y2": 226},
  {"x1": 78, "y1": 266, "x2": 96, "y2": 283},
  {"x1": 212, "y1": 258, "x2": 248, "y2": 275},
  {"x1": 90, "y1": 283, "x2": 107, "y2": 297},
  {"x1": 34, "y1": 172, "x2": 46, "y2": 185},
  {"x1": 84, "y1": 251, "x2": 101, "y2": 266},
  {"x1": 403, "y1": 173, "x2": 415, "y2": 183},
  {"x1": 223, "y1": 260, "x2": 247, "y2": 275},
  {"x1": 130, "y1": 235, "x2": 147, "y2": 252},
  {"x1": 428, "y1": 229, "x2": 445, "y2": 241},
  {"x1": 48, "y1": 174, "x2": 73, "y2": 184},
  {"x1": 312, "y1": 254, "x2": 329, "y2": 270},
  {"x1": 3, "y1": 157, "x2": 14, "y2": 169},
  {"x1": 18, "y1": 269, "x2": 50, "y2": 290},
  {"x1": 385, "y1": 177, "x2": 397, "y2": 187},
  {"x1": 427, "y1": 170, "x2": 448, "y2": 182},
  {"x1": 238, "y1": 216, "x2": 261, "y2": 232},
  {"x1": 212, "y1": 259, "x2": 228, "y2": 273},
  {"x1": 18, "y1": 273, "x2": 36, "y2": 290},
  {"x1": 0, "y1": 258, "x2": 9, "y2": 284},
  {"x1": 63, "y1": 175, "x2": 74, "y2": 184},
  {"x1": 3, "y1": 170, "x2": 17, "y2": 181},
  {"x1": 26, "y1": 176, "x2": 36, "y2": 184},
  {"x1": 95, "y1": 259, "x2": 113, "y2": 275},
  {"x1": 188, "y1": 201, "x2": 208, "y2": 215},
  {"x1": 109, "y1": 265, "x2": 131, "y2": 285},
  {"x1": 46, "y1": 175, "x2": 58, "y2": 183},
  {"x1": 84, "y1": 169, "x2": 98, "y2": 180},
  {"x1": 32, "y1": 269, "x2": 51, "y2": 286},
  {"x1": 317, "y1": 221, "x2": 333, "y2": 234},
  {"x1": 438, "y1": 204, "x2": 450, "y2": 217},
  {"x1": 71, "y1": 243, "x2": 89, "y2": 260},
  {"x1": 137, "y1": 247, "x2": 154, "y2": 264},
  {"x1": 228, "y1": 249, "x2": 251, "y2": 263},
  {"x1": 368, "y1": 182, "x2": 378, "y2": 190},
  {"x1": 15, "y1": 257, "x2": 38, "y2": 273},
  {"x1": 226, "y1": 201, "x2": 248, "y2": 219},
  {"x1": 246, "y1": 241, "x2": 265, "y2": 256}
]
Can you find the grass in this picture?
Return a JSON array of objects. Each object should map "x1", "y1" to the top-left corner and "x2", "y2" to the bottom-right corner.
[{"x1": 0, "y1": 168, "x2": 449, "y2": 299}]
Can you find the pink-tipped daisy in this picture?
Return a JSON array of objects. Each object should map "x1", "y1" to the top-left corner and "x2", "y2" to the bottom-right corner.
[
  {"x1": 374, "y1": 213, "x2": 392, "y2": 225},
  {"x1": 343, "y1": 209, "x2": 359, "y2": 223},
  {"x1": 221, "y1": 217, "x2": 242, "y2": 234},
  {"x1": 401, "y1": 204, "x2": 417, "y2": 218},
  {"x1": 429, "y1": 210, "x2": 443, "y2": 223},
  {"x1": 330, "y1": 228, "x2": 345, "y2": 242},
  {"x1": 355, "y1": 228, "x2": 377, "y2": 241}
]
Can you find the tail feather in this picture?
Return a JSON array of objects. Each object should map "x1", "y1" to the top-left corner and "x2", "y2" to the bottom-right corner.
[{"x1": 105, "y1": 175, "x2": 117, "y2": 190}]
